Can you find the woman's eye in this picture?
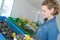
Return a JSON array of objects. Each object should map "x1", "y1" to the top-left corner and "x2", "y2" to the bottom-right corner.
[{"x1": 42, "y1": 10, "x2": 46, "y2": 13}]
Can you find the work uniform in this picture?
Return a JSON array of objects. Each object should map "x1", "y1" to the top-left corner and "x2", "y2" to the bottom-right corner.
[{"x1": 35, "y1": 17, "x2": 59, "y2": 40}]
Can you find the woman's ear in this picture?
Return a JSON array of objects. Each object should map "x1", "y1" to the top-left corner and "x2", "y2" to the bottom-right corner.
[{"x1": 50, "y1": 8, "x2": 54, "y2": 14}]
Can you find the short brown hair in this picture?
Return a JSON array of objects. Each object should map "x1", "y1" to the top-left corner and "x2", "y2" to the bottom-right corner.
[{"x1": 42, "y1": 0, "x2": 60, "y2": 15}]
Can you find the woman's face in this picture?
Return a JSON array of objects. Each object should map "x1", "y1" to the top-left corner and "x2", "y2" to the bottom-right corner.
[{"x1": 42, "y1": 5, "x2": 54, "y2": 18}]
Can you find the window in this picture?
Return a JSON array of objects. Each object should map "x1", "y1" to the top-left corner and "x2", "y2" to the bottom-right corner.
[
  {"x1": 0, "y1": 0, "x2": 2, "y2": 8},
  {"x1": 0, "y1": 0, "x2": 14, "y2": 17}
]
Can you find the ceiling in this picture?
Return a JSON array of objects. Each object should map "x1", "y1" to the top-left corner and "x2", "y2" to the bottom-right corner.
[
  {"x1": 26, "y1": 0, "x2": 42, "y2": 9},
  {"x1": 26, "y1": 0, "x2": 60, "y2": 9}
]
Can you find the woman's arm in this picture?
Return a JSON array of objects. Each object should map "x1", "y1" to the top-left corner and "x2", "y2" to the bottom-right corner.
[{"x1": 48, "y1": 26, "x2": 59, "y2": 40}]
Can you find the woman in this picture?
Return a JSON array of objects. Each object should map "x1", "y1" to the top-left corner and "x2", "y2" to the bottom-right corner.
[{"x1": 35, "y1": 0, "x2": 60, "y2": 40}]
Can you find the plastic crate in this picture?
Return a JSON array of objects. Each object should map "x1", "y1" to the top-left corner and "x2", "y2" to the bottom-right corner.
[
  {"x1": 0, "y1": 16, "x2": 25, "y2": 34},
  {"x1": 8, "y1": 17, "x2": 26, "y2": 34},
  {"x1": 8, "y1": 17, "x2": 35, "y2": 36},
  {"x1": 0, "y1": 33, "x2": 6, "y2": 40}
]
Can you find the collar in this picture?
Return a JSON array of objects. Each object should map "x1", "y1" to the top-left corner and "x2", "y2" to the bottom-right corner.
[
  {"x1": 46, "y1": 17, "x2": 56, "y2": 23},
  {"x1": 44, "y1": 17, "x2": 56, "y2": 24}
]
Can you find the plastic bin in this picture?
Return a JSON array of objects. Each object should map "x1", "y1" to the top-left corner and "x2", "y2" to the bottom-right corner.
[
  {"x1": 0, "y1": 33, "x2": 6, "y2": 40},
  {"x1": 8, "y1": 17, "x2": 35, "y2": 36},
  {"x1": 0, "y1": 16, "x2": 25, "y2": 34},
  {"x1": 8, "y1": 17, "x2": 26, "y2": 34}
]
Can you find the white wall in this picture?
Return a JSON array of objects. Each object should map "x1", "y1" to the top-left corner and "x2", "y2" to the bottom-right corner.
[
  {"x1": 56, "y1": 14, "x2": 60, "y2": 40},
  {"x1": 11, "y1": 0, "x2": 40, "y2": 21}
]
